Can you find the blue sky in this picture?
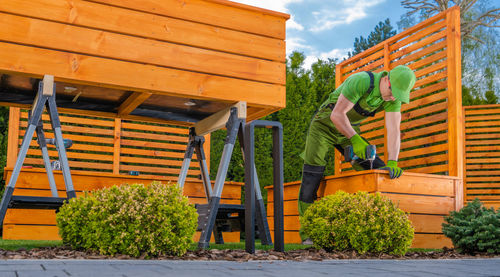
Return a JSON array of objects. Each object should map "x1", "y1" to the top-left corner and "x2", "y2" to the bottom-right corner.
[{"x1": 232, "y1": 0, "x2": 409, "y2": 68}]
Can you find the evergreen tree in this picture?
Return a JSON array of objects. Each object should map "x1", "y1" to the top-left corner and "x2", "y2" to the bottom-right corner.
[{"x1": 349, "y1": 19, "x2": 397, "y2": 57}]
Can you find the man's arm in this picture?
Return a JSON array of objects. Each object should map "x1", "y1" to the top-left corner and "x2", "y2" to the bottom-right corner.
[
  {"x1": 385, "y1": 111, "x2": 401, "y2": 161},
  {"x1": 330, "y1": 94, "x2": 356, "y2": 138}
]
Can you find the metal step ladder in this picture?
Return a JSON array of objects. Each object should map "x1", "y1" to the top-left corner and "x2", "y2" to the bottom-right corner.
[{"x1": 0, "y1": 75, "x2": 75, "y2": 225}]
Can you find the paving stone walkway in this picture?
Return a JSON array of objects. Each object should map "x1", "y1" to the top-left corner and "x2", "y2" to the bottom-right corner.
[{"x1": 0, "y1": 258, "x2": 499, "y2": 277}]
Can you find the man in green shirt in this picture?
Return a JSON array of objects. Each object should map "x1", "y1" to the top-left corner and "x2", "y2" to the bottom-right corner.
[{"x1": 298, "y1": 65, "x2": 416, "y2": 244}]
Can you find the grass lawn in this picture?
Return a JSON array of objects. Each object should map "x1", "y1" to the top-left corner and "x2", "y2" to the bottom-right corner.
[{"x1": 0, "y1": 239, "x2": 440, "y2": 252}]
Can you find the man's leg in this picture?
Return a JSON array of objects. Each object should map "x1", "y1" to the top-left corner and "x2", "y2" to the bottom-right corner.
[{"x1": 298, "y1": 123, "x2": 334, "y2": 242}]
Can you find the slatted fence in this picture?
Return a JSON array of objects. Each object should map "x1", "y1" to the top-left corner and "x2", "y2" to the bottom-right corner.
[
  {"x1": 464, "y1": 105, "x2": 500, "y2": 210},
  {"x1": 334, "y1": 6, "x2": 463, "y2": 177}
]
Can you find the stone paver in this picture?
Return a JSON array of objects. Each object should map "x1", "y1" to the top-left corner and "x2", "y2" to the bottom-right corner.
[{"x1": 0, "y1": 259, "x2": 498, "y2": 277}]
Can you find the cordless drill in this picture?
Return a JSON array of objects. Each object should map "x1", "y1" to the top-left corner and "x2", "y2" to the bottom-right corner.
[{"x1": 344, "y1": 145, "x2": 377, "y2": 169}]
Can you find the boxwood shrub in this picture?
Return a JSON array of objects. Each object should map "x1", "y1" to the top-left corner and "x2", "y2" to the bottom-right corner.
[
  {"x1": 300, "y1": 191, "x2": 414, "y2": 255},
  {"x1": 56, "y1": 182, "x2": 198, "y2": 257}
]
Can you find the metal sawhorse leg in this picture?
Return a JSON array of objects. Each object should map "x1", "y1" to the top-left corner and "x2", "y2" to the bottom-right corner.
[{"x1": 0, "y1": 75, "x2": 75, "y2": 226}]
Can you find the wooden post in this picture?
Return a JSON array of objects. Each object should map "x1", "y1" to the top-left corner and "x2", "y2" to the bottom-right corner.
[
  {"x1": 6, "y1": 107, "x2": 20, "y2": 168},
  {"x1": 334, "y1": 64, "x2": 343, "y2": 176},
  {"x1": 446, "y1": 6, "x2": 463, "y2": 178},
  {"x1": 113, "y1": 118, "x2": 121, "y2": 175}
]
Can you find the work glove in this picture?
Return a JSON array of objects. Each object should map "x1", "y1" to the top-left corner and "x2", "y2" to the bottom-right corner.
[
  {"x1": 349, "y1": 134, "x2": 369, "y2": 160},
  {"x1": 381, "y1": 160, "x2": 403, "y2": 179}
]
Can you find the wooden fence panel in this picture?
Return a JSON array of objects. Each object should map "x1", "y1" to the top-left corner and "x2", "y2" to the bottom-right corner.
[
  {"x1": 464, "y1": 105, "x2": 500, "y2": 208},
  {"x1": 8, "y1": 108, "x2": 202, "y2": 180},
  {"x1": 334, "y1": 7, "x2": 462, "y2": 177}
]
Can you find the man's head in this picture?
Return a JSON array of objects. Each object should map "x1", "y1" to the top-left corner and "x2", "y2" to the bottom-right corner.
[{"x1": 388, "y1": 65, "x2": 416, "y2": 103}]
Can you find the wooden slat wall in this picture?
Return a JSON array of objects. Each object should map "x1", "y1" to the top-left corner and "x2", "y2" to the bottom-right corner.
[
  {"x1": 464, "y1": 105, "x2": 500, "y2": 209},
  {"x1": 0, "y1": 0, "x2": 289, "y2": 121},
  {"x1": 8, "y1": 108, "x2": 203, "y2": 180},
  {"x1": 266, "y1": 171, "x2": 461, "y2": 248},
  {"x1": 334, "y1": 7, "x2": 462, "y2": 177}
]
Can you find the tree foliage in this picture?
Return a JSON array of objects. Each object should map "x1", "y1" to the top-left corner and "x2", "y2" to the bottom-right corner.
[
  {"x1": 401, "y1": 0, "x2": 499, "y2": 42},
  {"x1": 349, "y1": 19, "x2": 397, "y2": 57},
  {"x1": 399, "y1": 0, "x2": 500, "y2": 100}
]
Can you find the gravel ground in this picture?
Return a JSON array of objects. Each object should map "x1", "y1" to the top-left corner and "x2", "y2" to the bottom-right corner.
[{"x1": 1, "y1": 247, "x2": 498, "y2": 261}]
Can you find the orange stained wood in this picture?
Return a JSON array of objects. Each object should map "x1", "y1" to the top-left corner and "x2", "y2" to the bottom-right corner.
[
  {"x1": 0, "y1": 42, "x2": 285, "y2": 109},
  {"x1": 0, "y1": 0, "x2": 285, "y2": 62},
  {"x1": 89, "y1": 0, "x2": 289, "y2": 39},
  {"x1": 0, "y1": 13, "x2": 285, "y2": 85},
  {"x1": 0, "y1": 0, "x2": 289, "y2": 123},
  {"x1": 463, "y1": 104, "x2": 500, "y2": 207},
  {"x1": 266, "y1": 170, "x2": 463, "y2": 248}
]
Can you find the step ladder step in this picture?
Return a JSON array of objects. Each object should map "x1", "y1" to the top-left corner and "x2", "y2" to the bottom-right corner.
[
  {"x1": 9, "y1": 196, "x2": 67, "y2": 210},
  {"x1": 196, "y1": 204, "x2": 245, "y2": 232}
]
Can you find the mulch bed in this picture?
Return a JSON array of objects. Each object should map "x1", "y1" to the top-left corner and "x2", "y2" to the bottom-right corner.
[{"x1": 1, "y1": 247, "x2": 499, "y2": 261}]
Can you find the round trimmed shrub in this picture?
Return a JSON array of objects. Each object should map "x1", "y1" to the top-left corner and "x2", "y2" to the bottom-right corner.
[
  {"x1": 442, "y1": 198, "x2": 500, "y2": 254},
  {"x1": 56, "y1": 182, "x2": 198, "y2": 257},
  {"x1": 300, "y1": 191, "x2": 414, "y2": 255}
]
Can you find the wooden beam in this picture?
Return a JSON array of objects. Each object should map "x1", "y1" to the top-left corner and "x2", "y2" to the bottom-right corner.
[
  {"x1": 117, "y1": 92, "x2": 152, "y2": 116},
  {"x1": 112, "y1": 118, "x2": 121, "y2": 174},
  {"x1": 0, "y1": 42, "x2": 285, "y2": 109},
  {"x1": 446, "y1": 7, "x2": 463, "y2": 178},
  {"x1": 194, "y1": 102, "x2": 246, "y2": 136},
  {"x1": 6, "y1": 107, "x2": 20, "y2": 168}
]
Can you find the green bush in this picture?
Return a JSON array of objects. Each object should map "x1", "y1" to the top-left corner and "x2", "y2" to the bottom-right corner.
[
  {"x1": 300, "y1": 191, "x2": 414, "y2": 255},
  {"x1": 56, "y1": 182, "x2": 198, "y2": 257},
  {"x1": 442, "y1": 198, "x2": 500, "y2": 254}
]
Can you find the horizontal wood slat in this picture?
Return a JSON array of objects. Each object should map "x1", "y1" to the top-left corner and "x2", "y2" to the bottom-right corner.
[
  {"x1": 88, "y1": 0, "x2": 289, "y2": 39},
  {"x1": 0, "y1": 12, "x2": 285, "y2": 84},
  {"x1": 0, "y1": 42, "x2": 286, "y2": 109}
]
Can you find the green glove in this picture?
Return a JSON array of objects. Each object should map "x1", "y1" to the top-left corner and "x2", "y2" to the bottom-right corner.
[
  {"x1": 382, "y1": 160, "x2": 403, "y2": 179},
  {"x1": 349, "y1": 134, "x2": 369, "y2": 160}
]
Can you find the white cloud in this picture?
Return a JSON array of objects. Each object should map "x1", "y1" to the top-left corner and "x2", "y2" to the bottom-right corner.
[
  {"x1": 287, "y1": 16, "x2": 304, "y2": 30},
  {"x1": 286, "y1": 37, "x2": 313, "y2": 54},
  {"x1": 310, "y1": 0, "x2": 385, "y2": 32},
  {"x1": 303, "y1": 48, "x2": 351, "y2": 69}
]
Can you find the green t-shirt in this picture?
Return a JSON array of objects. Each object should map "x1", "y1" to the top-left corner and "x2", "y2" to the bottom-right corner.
[{"x1": 327, "y1": 71, "x2": 401, "y2": 113}]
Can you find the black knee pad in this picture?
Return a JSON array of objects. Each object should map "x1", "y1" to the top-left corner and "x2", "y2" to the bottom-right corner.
[{"x1": 298, "y1": 164, "x2": 325, "y2": 203}]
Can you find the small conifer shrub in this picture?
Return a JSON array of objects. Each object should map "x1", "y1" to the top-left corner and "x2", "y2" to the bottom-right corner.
[{"x1": 442, "y1": 198, "x2": 500, "y2": 254}]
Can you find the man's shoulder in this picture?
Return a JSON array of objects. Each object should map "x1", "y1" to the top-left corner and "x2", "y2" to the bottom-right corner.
[{"x1": 342, "y1": 71, "x2": 371, "y2": 91}]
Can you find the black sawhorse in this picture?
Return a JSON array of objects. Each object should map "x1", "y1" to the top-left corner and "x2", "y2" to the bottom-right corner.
[
  {"x1": 177, "y1": 102, "x2": 284, "y2": 253},
  {"x1": 0, "y1": 75, "x2": 75, "y2": 225}
]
